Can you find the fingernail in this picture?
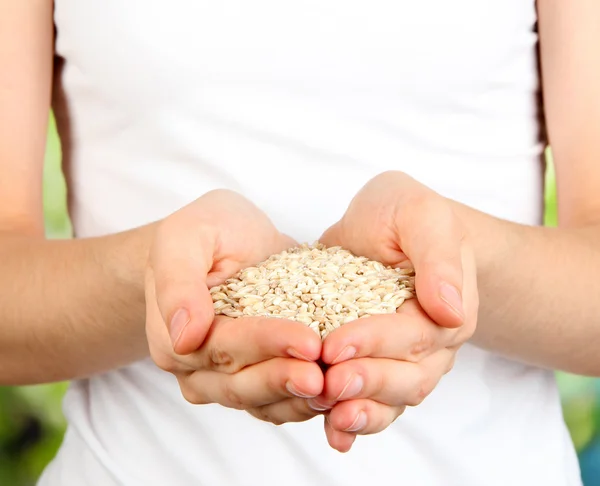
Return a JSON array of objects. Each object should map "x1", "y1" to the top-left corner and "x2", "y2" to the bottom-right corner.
[
  {"x1": 307, "y1": 397, "x2": 334, "y2": 411},
  {"x1": 345, "y1": 411, "x2": 367, "y2": 432},
  {"x1": 170, "y1": 308, "x2": 190, "y2": 347},
  {"x1": 336, "y1": 374, "x2": 363, "y2": 400},
  {"x1": 286, "y1": 381, "x2": 316, "y2": 399},
  {"x1": 331, "y1": 346, "x2": 357, "y2": 365},
  {"x1": 287, "y1": 348, "x2": 313, "y2": 362},
  {"x1": 439, "y1": 282, "x2": 464, "y2": 320}
]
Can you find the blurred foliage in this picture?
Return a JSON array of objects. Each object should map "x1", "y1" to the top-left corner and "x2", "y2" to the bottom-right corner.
[
  {"x1": 0, "y1": 114, "x2": 71, "y2": 486},
  {"x1": 0, "y1": 119, "x2": 599, "y2": 485},
  {"x1": 43, "y1": 114, "x2": 72, "y2": 240},
  {"x1": 0, "y1": 385, "x2": 67, "y2": 486}
]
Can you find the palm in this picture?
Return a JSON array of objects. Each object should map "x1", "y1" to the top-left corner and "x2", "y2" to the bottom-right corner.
[
  {"x1": 147, "y1": 189, "x2": 296, "y2": 356},
  {"x1": 199, "y1": 192, "x2": 296, "y2": 288}
]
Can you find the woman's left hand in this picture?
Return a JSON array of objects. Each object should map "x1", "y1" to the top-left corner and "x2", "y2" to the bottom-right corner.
[{"x1": 312, "y1": 171, "x2": 479, "y2": 452}]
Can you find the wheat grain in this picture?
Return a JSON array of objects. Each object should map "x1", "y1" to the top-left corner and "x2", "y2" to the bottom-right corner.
[{"x1": 209, "y1": 243, "x2": 415, "y2": 339}]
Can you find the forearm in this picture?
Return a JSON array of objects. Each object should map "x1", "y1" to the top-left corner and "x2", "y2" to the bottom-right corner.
[
  {"x1": 0, "y1": 224, "x2": 155, "y2": 385},
  {"x1": 452, "y1": 201, "x2": 600, "y2": 376}
]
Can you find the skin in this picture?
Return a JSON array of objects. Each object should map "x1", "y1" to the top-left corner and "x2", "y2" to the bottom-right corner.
[
  {"x1": 0, "y1": 0, "x2": 598, "y2": 455},
  {"x1": 316, "y1": 173, "x2": 479, "y2": 452},
  {"x1": 307, "y1": 0, "x2": 600, "y2": 452},
  {"x1": 145, "y1": 190, "x2": 324, "y2": 424}
]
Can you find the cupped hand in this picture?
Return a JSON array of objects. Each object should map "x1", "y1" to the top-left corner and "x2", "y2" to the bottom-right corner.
[
  {"x1": 145, "y1": 189, "x2": 324, "y2": 424},
  {"x1": 315, "y1": 171, "x2": 479, "y2": 451}
]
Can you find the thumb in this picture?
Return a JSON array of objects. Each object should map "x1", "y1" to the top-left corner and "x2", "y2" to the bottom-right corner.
[
  {"x1": 396, "y1": 201, "x2": 466, "y2": 329},
  {"x1": 318, "y1": 221, "x2": 343, "y2": 248},
  {"x1": 160, "y1": 281, "x2": 215, "y2": 356},
  {"x1": 151, "y1": 224, "x2": 216, "y2": 355}
]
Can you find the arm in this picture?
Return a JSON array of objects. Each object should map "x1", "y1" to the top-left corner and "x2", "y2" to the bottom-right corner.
[
  {"x1": 306, "y1": 1, "x2": 600, "y2": 450},
  {"x1": 0, "y1": 230, "x2": 153, "y2": 385},
  {"x1": 0, "y1": 0, "x2": 319, "y2": 410},
  {"x1": 453, "y1": 0, "x2": 600, "y2": 376},
  {"x1": 0, "y1": 1, "x2": 152, "y2": 385}
]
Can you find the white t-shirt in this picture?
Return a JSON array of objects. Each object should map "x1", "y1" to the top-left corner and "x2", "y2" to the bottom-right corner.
[{"x1": 40, "y1": 1, "x2": 582, "y2": 485}]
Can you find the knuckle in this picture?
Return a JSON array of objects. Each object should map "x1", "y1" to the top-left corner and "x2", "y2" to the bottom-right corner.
[
  {"x1": 264, "y1": 410, "x2": 285, "y2": 426},
  {"x1": 247, "y1": 408, "x2": 284, "y2": 426},
  {"x1": 207, "y1": 345, "x2": 237, "y2": 373},
  {"x1": 266, "y1": 358, "x2": 292, "y2": 391},
  {"x1": 407, "y1": 368, "x2": 432, "y2": 407},
  {"x1": 222, "y1": 382, "x2": 246, "y2": 410},
  {"x1": 407, "y1": 328, "x2": 434, "y2": 362}
]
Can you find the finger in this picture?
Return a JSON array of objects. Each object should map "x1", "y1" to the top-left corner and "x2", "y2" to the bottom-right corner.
[
  {"x1": 322, "y1": 351, "x2": 455, "y2": 406},
  {"x1": 321, "y1": 172, "x2": 467, "y2": 330},
  {"x1": 324, "y1": 416, "x2": 357, "y2": 453},
  {"x1": 394, "y1": 191, "x2": 466, "y2": 329},
  {"x1": 145, "y1": 276, "x2": 193, "y2": 373},
  {"x1": 187, "y1": 316, "x2": 322, "y2": 373},
  {"x1": 246, "y1": 397, "x2": 321, "y2": 425},
  {"x1": 178, "y1": 358, "x2": 324, "y2": 409},
  {"x1": 321, "y1": 300, "x2": 456, "y2": 365},
  {"x1": 318, "y1": 221, "x2": 345, "y2": 250},
  {"x1": 152, "y1": 190, "x2": 299, "y2": 356},
  {"x1": 327, "y1": 398, "x2": 405, "y2": 435},
  {"x1": 150, "y1": 215, "x2": 216, "y2": 356}
]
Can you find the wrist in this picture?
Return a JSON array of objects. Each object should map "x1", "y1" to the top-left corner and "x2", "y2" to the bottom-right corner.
[{"x1": 101, "y1": 222, "x2": 158, "y2": 306}]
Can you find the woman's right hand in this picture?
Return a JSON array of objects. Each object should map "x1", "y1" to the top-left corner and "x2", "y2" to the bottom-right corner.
[{"x1": 145, "y1": 189, "x2": 324, "y2": 425}]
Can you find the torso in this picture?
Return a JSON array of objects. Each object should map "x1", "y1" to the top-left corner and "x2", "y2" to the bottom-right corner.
[{"x1": 43, "y1": 2, "x2": 581, "y2": 485}]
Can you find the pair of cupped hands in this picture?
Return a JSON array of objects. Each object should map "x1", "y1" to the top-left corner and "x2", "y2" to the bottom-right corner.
[{"x1": 145, "y1": 171, "x2": 479, "y2": 453}]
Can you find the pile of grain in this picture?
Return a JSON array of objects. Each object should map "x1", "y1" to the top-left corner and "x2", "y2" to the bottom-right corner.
[{"x1": 210, "y1": 243, "x2": 415, "y2": 338}]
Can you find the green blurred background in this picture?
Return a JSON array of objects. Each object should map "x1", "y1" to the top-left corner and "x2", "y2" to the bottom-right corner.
[{"x1": 1, "y1": 115, "x2": 600, "y2": 485}]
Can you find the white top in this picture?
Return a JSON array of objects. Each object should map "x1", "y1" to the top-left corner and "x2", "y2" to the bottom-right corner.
[{"x1": 41, "y1": 1, "x2": 581, "y2": 485}]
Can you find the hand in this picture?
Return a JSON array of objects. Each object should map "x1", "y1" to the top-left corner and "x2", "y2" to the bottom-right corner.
[
  {"x1": 315, "y1": 171, "x2": 479, "y2": 452},
  {"x1": 145, "y1": 189, "x2": 324, "y2": 424}
]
